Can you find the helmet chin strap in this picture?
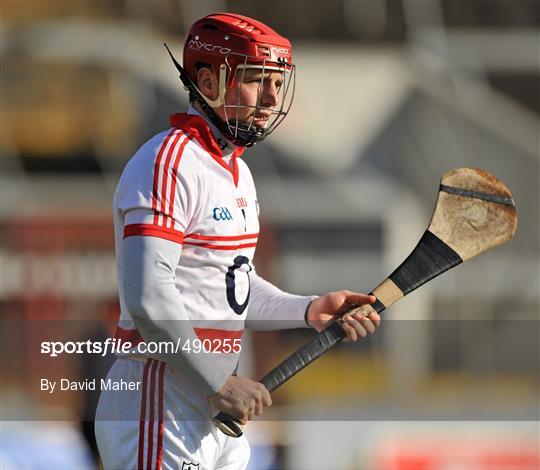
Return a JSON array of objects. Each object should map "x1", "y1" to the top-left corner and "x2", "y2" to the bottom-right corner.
[{"x1": 164, "y1": 43, "x2": 260, "y2": 148}]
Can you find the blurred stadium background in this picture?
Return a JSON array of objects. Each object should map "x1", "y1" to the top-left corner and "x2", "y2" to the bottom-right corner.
[{"x1": 1, "y1": 1, "x2": 538, "y2": 469}]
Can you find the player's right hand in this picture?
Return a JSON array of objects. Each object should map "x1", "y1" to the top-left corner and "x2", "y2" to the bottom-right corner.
[{"x1": 208, "y1": 376, "x2": 272, "y2": 425}]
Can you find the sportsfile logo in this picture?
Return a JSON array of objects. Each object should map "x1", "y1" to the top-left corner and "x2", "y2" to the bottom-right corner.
[{"x1": 188, "y1": 39, "x2": 232, "y2": 55}]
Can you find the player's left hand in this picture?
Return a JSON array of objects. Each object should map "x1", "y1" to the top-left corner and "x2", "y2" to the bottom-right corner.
[{"x1": 306, "y1": 290, "x2": 380, "y2": 341}]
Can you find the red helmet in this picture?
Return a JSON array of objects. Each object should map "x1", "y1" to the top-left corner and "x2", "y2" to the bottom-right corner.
[
  {"x1": 166, "y1": 13, "x2": 296, "y2": 148},
  {"x1": 183, "y1": 13, "x2": 293, "y2": 86}
]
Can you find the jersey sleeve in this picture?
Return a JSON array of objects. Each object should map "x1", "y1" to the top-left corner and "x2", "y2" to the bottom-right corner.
[
  {"x1": 122, "y1": 235, "x2": 230, "y2": 394},
  {"x1": 118, "y1": 130, "x2": 194, "y2": 244},
  {"x1": 245, "y1": 271, "x2": 318, "y2": 330}
]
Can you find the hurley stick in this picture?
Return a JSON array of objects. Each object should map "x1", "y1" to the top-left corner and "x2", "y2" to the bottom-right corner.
[{"x1": 214, "y1": 167, "x2": 517, "y2": 437}]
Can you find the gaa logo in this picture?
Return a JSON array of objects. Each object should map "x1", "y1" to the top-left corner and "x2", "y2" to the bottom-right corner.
[{"x1": 213, "y1": 207, "x2": 233, "y2": 221}]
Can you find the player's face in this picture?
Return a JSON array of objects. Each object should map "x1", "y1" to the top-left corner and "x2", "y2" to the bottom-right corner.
[{"x1": 222, "y1": 68, "x2": 284, "y2": 128}]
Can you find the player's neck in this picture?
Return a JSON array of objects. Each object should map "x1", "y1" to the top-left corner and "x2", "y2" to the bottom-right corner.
[{"x1": 188, "y1": 104, "x2": 237, "y2": 158}]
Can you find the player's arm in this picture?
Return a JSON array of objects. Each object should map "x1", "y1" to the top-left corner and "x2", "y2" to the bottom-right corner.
[
  {"x1": 122, "y1": 234, "x2": 229, "y2": 394},
  {"x1": 123, "y1": 231, "x2": 271, "y2": 421},
  {"x1": 246, "y1": 272, "x2": 380, "y2": 340},
  {"x1": 244, "y1": 271, "x2": 316, "y2": 330}
]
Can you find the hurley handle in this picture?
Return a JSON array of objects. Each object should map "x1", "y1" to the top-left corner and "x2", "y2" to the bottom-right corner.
[
  {"x1": 212, "y1": 305, "x2": 376, "y2": 437},
  {"x1": 259, "y1": 321, "x2": 346, "y2": 392}
]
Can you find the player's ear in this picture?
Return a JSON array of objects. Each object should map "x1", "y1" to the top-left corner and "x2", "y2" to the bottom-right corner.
[{"x1": 196, "y1": 67, "x2": 219, "y2": 100}]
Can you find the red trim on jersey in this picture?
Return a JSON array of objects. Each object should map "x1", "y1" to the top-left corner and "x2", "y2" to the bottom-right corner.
[
  {"x1": 158, "y1": 214, "x2": 176, "y2": 230},
  {"x1": 170, "y1": 113, "x2": 221, "y2": 157},
  {"x1": 146, "y1": 360, "x2": 158, "y2": 470},
  {"x1": 231, "y1": 147, "x2": 243, "y2": 187},
  {"x1": 185, "y1": 232, "x2": 259, "y2": 241},
  {"x1": 194, "y1": 327, "x2": 244, "y2": 342},
  {"x1": 166, "y1": 136, "x2": 190, "y2": 227},
  {"x1": 204, "y1": 146, "x2": 240, "y2": 188},
  {"x1": 232, "y1": 146, "x2": 245, "y2": 159},
  {"x1": 138, "y1": 359, "x2": 151, "y2": 470},
  {"x1": 123, "y1": 224, "x2": 184, "y2": 244},
  {"x1": 206, "y1": 147, "x2": 241, "y2": 187},
  {"x1": 193, "y1": 328, "x2": 244, "y2": 352},
  {"x1": 183, "y1": 241, "x2": 257, "y2": 250},
  {"x1": 158, "y1": 131, "x2": 184, "y2": 225},
  {"x1": 155, "y1": 362, "x2": 166, "y2": 470},
  {"x1": 115, "y1": 326, "x2": 145, "y2": 346},
  {"x1": 152, "y1": 129, "x2": 177, "y2": 224},
  {"x1": 114, "y1": 327, "x2": 243, "y2": 349},
  {"x1": 169, "y1": 113, "x2": 245, "y2": 187}
]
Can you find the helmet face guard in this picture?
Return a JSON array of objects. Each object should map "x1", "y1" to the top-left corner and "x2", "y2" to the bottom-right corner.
[
  {"x1": 169, "y1": 12, "x2": 296, "y2": 148},
  {"x1": 221, "y1": 53, "x2": 295, "y2": 147}
]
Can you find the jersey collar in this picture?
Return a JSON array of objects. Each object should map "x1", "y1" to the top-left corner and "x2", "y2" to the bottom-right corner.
[{"x1": 169, "y1": 112, "x2": 244, "y2": 187}]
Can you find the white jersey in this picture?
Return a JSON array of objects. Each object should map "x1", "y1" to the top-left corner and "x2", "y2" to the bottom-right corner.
[
  {"x1": 97, "y1": 111, "x2": 315, "y2": 469},
  {"x1": 114, "y1": 112, "x2": 258, "y2": 349}
]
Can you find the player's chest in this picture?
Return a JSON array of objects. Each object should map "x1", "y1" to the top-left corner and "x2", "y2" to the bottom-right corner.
[{"x1": 189, "y1": 175, "x2": 259, "y2": 238}]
